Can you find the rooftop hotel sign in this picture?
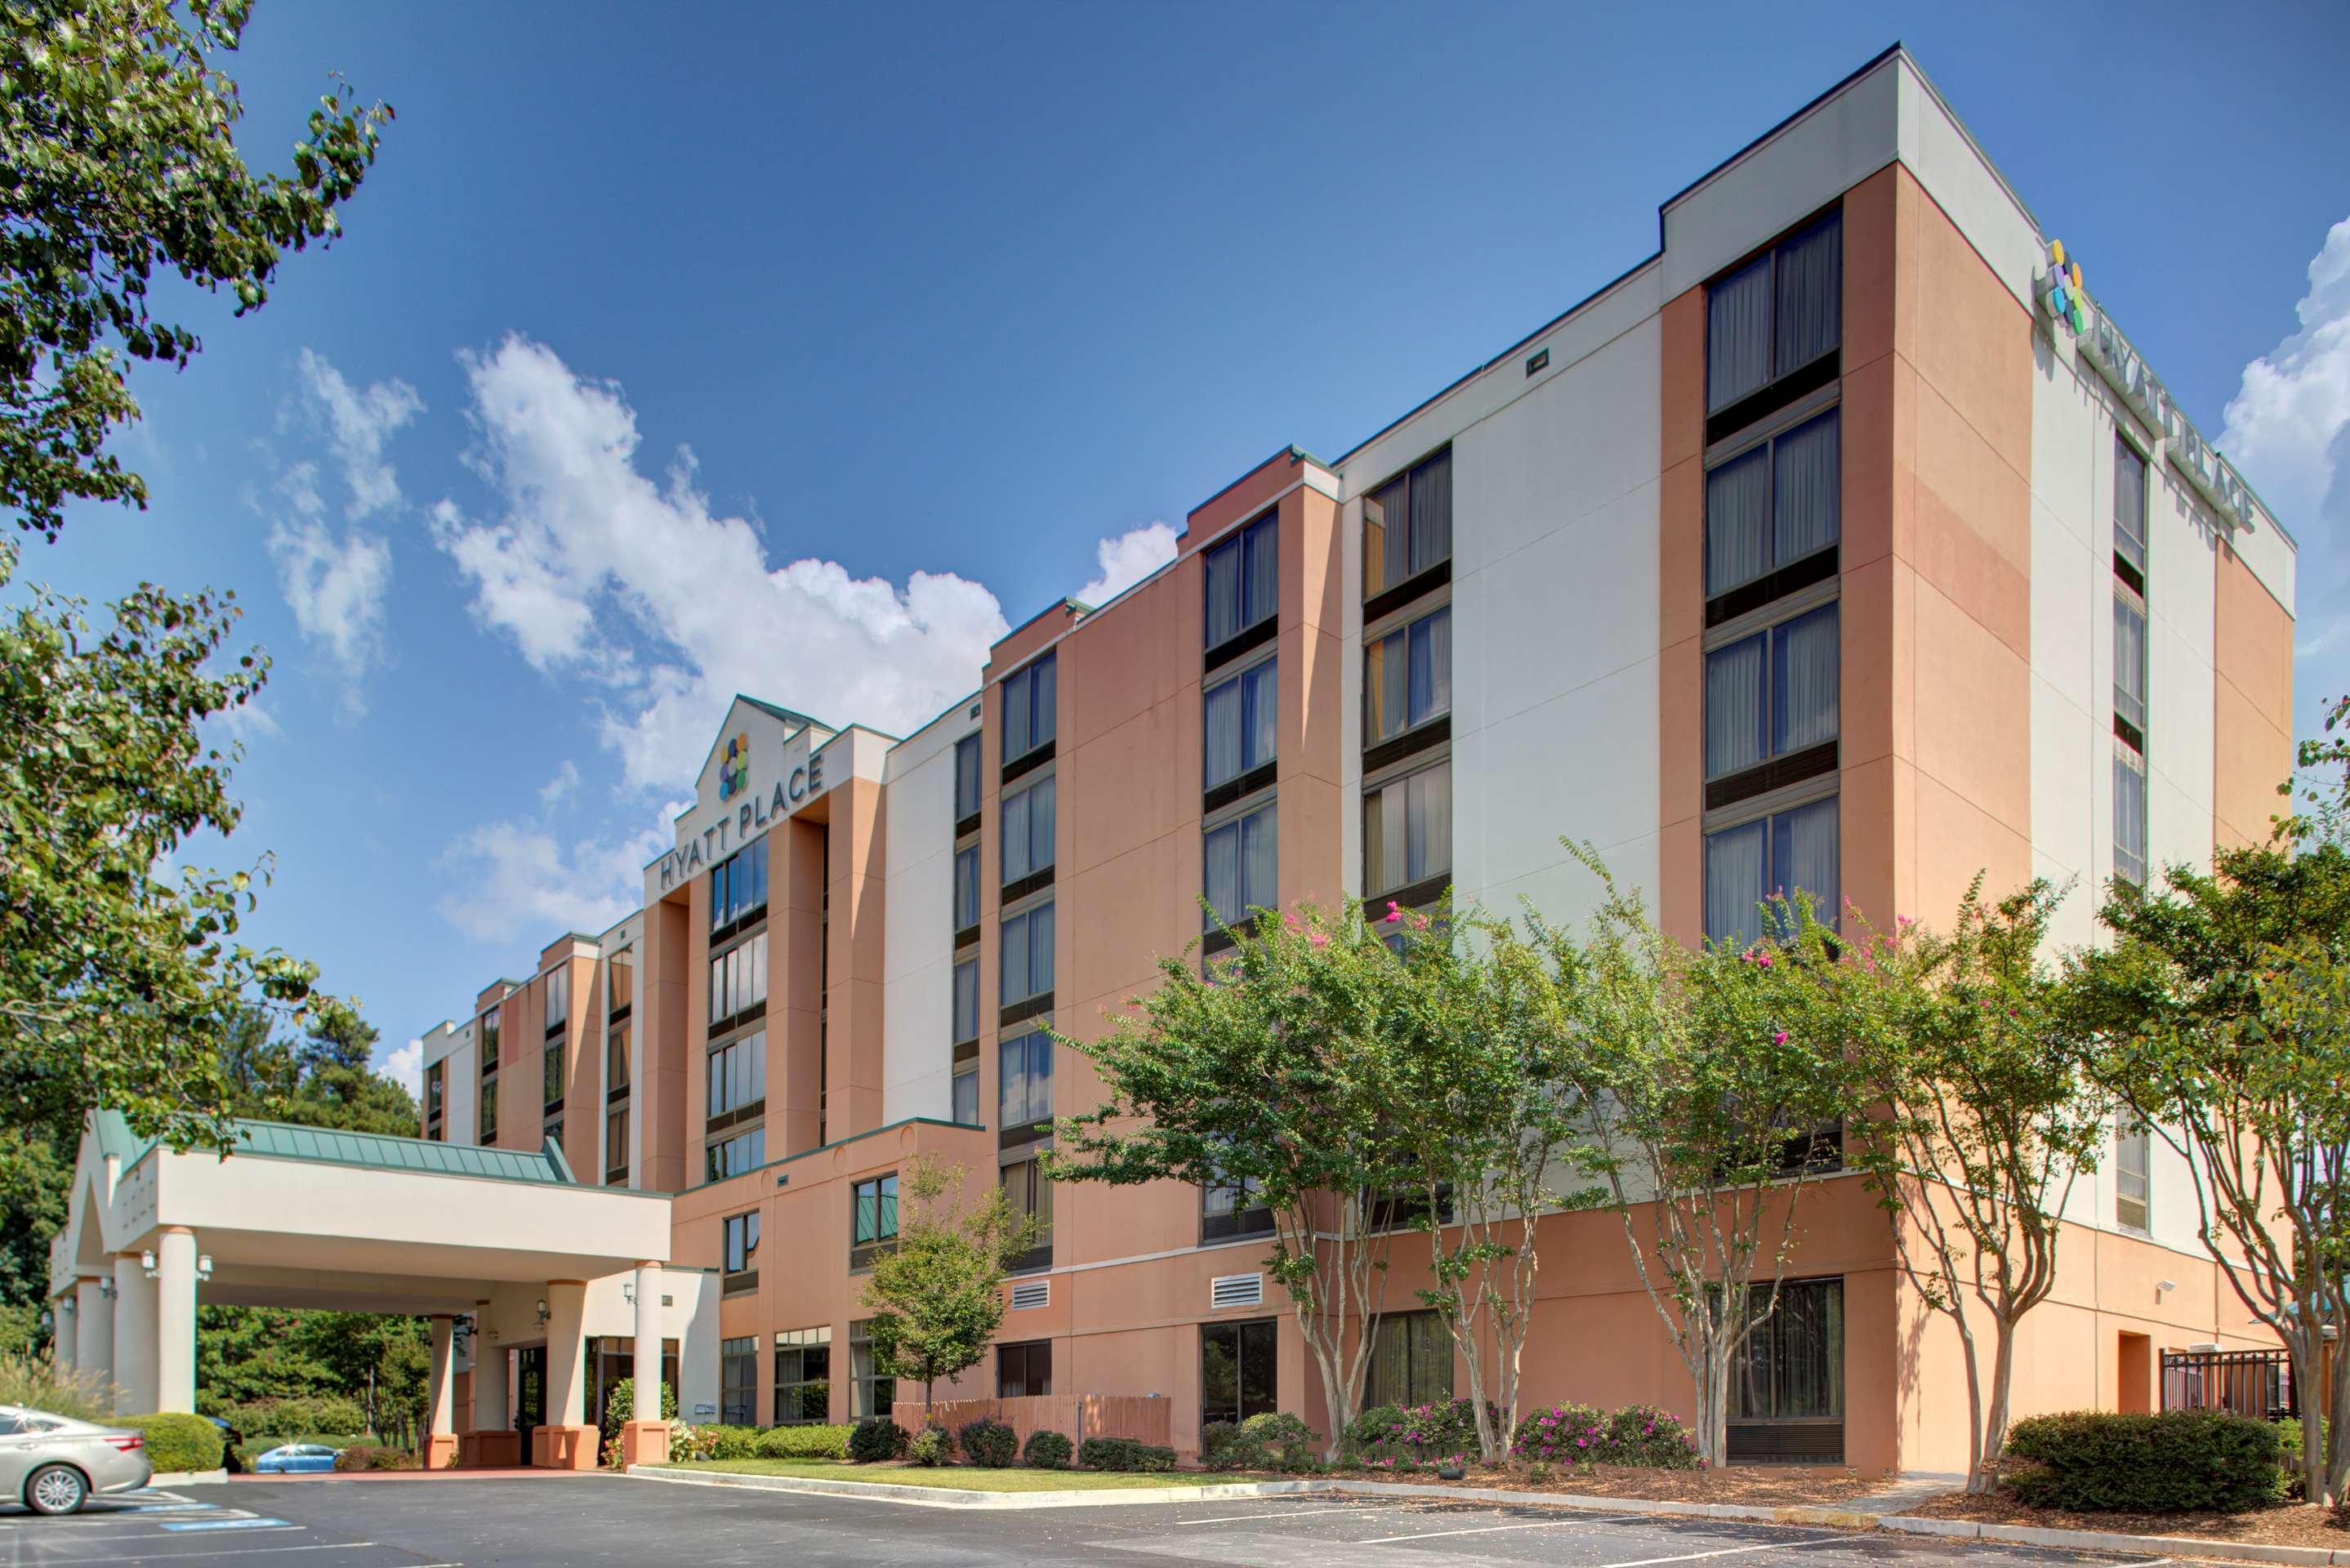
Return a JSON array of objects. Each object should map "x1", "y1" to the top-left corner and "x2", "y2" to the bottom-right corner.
[
  {"x1": 656, "y1": 731, "x2": 831, "y2": 891},
  {"x1": 2039, "y1": 238, "x2": 2272, "y2": 537}
]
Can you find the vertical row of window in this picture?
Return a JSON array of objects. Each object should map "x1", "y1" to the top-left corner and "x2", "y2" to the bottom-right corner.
[
  {"x1": 997, "y1": 648, "x2": 1058, "y2": 1265},
  {"x1": 1203, "y1": 510, "x2": 1281, "y2": 955},
  {"x1": 604, "y1": 955, "x2": 631, "y2": 1187},
  {"x1": 1700, "y1": 208, "x2": 1844, "y2": 950},
  {"x1": 1360, "y1": 448, "x2": 1453, "y2": 931},
  {"x1": 706, "y1": 842, "x2": 771, "y2": 1186},
  {"x1": 2112, "y1": 435, "x2": 2149, "y2": 887},
  {"x1": 477, "y1": 1006, "x2": 501, "y2": 1145},
  {"x1": 423, "y1": 1060, "x2": 445, "y2": 1140},
  {"x1": 951, "y1": 730, "x2": 983, "y2": 1122}
]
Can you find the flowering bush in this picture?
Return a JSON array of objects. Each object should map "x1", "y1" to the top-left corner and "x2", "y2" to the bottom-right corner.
[
  {"x1": 1509, "y1": 1401, "x2": 1700, "y2": 1469},
  {"x1": 1344, "y1": 1400, "x2": 1488, "y2": 1472},
  {"x1": 1508, "y1": 1401, "x2": 1606, "y2": 1465},
  {"x1": 1603, "y1": 1405, "x2": 1701, "y2": 1469},
  {"x1": 667, "y1": 1422, "x2": 716, "y2": 1463}
]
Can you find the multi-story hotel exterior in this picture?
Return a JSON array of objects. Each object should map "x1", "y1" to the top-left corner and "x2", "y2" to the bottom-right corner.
[{"x1": 412, "y1": 46, "x2": 2296, "y2": 1474}]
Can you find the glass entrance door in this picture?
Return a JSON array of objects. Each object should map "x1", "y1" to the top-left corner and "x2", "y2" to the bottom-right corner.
[{"x1": 514, "y1": 1345, "x2": 547, "y2": 1451}]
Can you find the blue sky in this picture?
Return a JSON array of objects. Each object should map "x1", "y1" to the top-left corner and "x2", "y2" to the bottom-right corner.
[{"x1": 24, "y1": 0, "x2": 2350, "y2": 1091}]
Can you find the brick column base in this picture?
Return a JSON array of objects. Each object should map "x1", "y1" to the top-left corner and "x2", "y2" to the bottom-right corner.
[
  {"x1": 421, "y1": 1432, "x2": 460, "y2": 1470},
  {"x1": 529, "y1": 1423, "x2": 600, "y2": 1470},
  {"x1": 620, "y1": 1420, "x2": 670, "y2": 1466}
]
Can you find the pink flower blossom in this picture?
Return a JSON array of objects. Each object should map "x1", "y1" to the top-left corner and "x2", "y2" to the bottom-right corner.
[
  {"x1": 1771, "y1": 1030, "x2": 1788, "y2": 1045},
  {"x1": 1757, "y1": 952, "x2": 1775, "y2": 968},
  {"x1": 1309, "y1": 931, "x2": 1330, "y2": 949}
]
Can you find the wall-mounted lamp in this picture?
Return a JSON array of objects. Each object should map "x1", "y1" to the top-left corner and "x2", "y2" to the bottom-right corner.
[
  {"x1": 621, "y1": 1281, "x2": 635, "y2": 1304},
  {"x1": 2156, "y1": 1279, "x2": 2177, "y2": 1295},
  {"x1": 97, "y1": 1278, "x2": 116, "y2": 1301},
  {"x1": 38, "y1": 1309, "x2": 52, "y2": 1333},
  {"x1": 140, "y1": 1250, "x2": 157, "y2": 1280},
  {"x1": 535, "y1": 1297, "x2": 550, "y2": 1326},
  {"x1": 196, "y1": 1254, "x2": 214, "y2": 1282},
  {"x1": 58, "y1": 1297, "x2": 75, "y2": 1318}
]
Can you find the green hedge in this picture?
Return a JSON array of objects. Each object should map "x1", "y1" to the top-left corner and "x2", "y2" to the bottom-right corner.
[
  {"x1": 1078, "y1": 1437, "x2": 1175, "y2": 1472},
  {"x1": 332, "y1": 1444, "x2": 417, "y2": 1472},
  {"x1": 2004, "y1": 1410, "x2": 2288, "y2": 1513},
  {"x1": 849, "y1": 1416, "x2": 907, "y2": 1463},
  {"x1": 753, "y1": 1423, "x2": 853, "y2": 1460},
  {"x1": 119, "y1": 1414, "x2": 225, "y2": 1474},
  {"x1": 703, "y1": 1424, "x2": 762, "y2": 1461},
  {"x1": 1022, "y1": 1429, "x2": 1072, "y2": 1469},
  {"x1": 213, "y1": 1396, "x2": 369, "y2": 1438}
]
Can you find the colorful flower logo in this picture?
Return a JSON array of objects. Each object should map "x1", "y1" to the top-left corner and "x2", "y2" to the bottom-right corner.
[
  {"x1": 717, "y1": 733, "x2": 750, "y2": 800},
  {"x1": 2042, "y1": 238, "x2": 2089, "y2": 336}
]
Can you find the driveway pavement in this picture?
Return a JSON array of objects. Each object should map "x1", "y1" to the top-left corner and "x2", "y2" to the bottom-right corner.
[{"x1": 0, "y1": 1475, "x2": 2183, "y2": 1568}]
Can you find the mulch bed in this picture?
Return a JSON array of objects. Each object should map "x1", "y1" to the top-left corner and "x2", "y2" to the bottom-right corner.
[
  {"x1": 1907, "y1": 1489, "x2": 2349, "y2": 1551},
  {"x1": 1348, "y1": 1463, "x2": 1893, "y2": 1506}
]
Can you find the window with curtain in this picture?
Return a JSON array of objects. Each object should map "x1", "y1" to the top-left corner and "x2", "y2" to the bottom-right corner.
[
  {"x1": 1364, "y1": 448, "x2": 1453, "y2": 599},
  {"x1": 2114, "y1": 590, "x2": 2147, "y2": 735},
  {"x1": 1729, "y1": 1277, "x2": 1844, "y2": 1427},
  {"x1": 604, "y1": 1106, "x2": 627, "y2": 1184},
  {"x1": 952, "y1": 1065, "x2": 979, "y2": 1126},
  {"x1": 2114, "y1": 745, "x2": 2147, "y2": 888},
  {"x1": 1204, "y1": 511, "x2": 1279, "y2": 650},
  {"x1": 2116, "y1": 1120, "x2": 2151, "y2": 1232},
  {"x1": 543, "y1": 965, "x2": 569, "y2": 1033},
  {"x1": 707, "y1": 1029, "x2": 765, "y2": 1119},
  {"x1": 608, "y1": 957, "x2": 633, "y2": 1019},
  {"x1": 1703, "y1": 795, "x2": 1839, "y2": 949},
  {"x1": 1202, "y1": 1165, "x2": 1273, "y2": 1243},
  {"x1": 849, "y1": 1319, "x2": 895, "y2": 1418},
  {"x1": 1706, "y1": 211, "x2": 1842, "y2": 416},
  {"x1": 1202, "y1": 1319, "x2": 1278, "y2": 1430},
  {"x1": 952, "y1": 844, "x2": 979, "y2": 931},
  {"x1": 773, "y1": 1327, "x2": 831, "y2": 1425},
  {"x1": 608, "y1": 1024, "x2": 630, "y2": 1093},
  {"x1": 1001, "y1": 900, "x2": 1054, "y2": 1005},
  {"x1": 1706, "y1": 407, "x2": 1840, "y2": 600},
  {"x1": 952, "y1": 958, "x2": 979, "y2": 1046},
  {"x1": 1203, "y1": 801, "x2": 1278, "y2": 932},
  {"x1": 1705, "y1": 602, "x2": 1839, "y2": 779},
  {"x1": 1203, "y1": 657, "x2": 1278, "y2": 788},
  {"x1": 997, "y1": 1340, "x2": 1052, "y2": 1399},
  {"x1": 1362, "y1": 761, "x2": 1452, "y2": 898},
  {"x1": 2114, "y1": 434, "x2": 2149, "y2": 576},
  {"x1": 707, "y1": 933, "x2": 768, "y2": 1026},
  {"x1": 1001, "y1": 1156, "x2": 1053, "y2": 1271},
  {"x1": 1001, "y1": 653, "x2": 1057, "y2": 766},
  {"x1": 954, "y1": 733, "x2": 983, "y2": 822},
  {"x1": 720, "y1": 1337, "x2": 758, "y2": 1425},
  {"x1": 705, "y1": 1126, "x2": 765, "y2": 1183},
  {"x1": 998, "y1": 1027, "x2": 1053, "y2": 1131},
  {"x1": 849, "y1": 1174, "x2": 899, "y2": 1268},
  {"x1": 710, "y1": 842, "x2": 769, "y2": 936},
  {"x1": 1001, "y1": 775, "x2": 1055, "y2": 884},
  {"x1": 1365, "y1": 604, "x2": 1452, "y2": 748},
  {"x1": 1364, "y1": 1311, "x2": 1454, "y2": 1410}
]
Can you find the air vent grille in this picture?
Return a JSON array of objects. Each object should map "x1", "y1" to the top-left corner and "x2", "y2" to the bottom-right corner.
[
  {"x1": 1210, "y1": 1273, "x2": 1264, "y2": 1309},
  {"x1": 1009, "y1": 1279, "x2": 1050, "y2": 1311}
]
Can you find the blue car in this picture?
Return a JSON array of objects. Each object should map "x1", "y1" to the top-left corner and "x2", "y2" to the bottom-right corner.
[{"x1": 252, "y1": 1443, "x2": 341, "y2": 1475}]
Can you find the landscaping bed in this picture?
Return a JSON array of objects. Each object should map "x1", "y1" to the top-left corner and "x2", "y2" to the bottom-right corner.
[
  {"x1": 1906, "y1": 1489, "x2": 2348, "y2": 1552},
  {"x1": 662, "y1": 1458, "x2": 1243, "y2": 1492},
  {"x1": 1349, "y1": 1463, "x2": 1892, "y2": 1507}
]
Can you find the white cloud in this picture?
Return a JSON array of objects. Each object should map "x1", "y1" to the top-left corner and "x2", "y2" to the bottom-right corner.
[
  {"x1": 435, "y1": 813, "x2": 667, "y2": 944},
  {"x1": 212, "y1": 697, "x2": 283, "y2": 745},
  {"x1": 2220, "y1": 215, "x2": 2350, "y2": 728},
  {"x1": 1077, "y1": 521, "x2": 1179, "y2": 605},
  {"x1": 298, "y1": 348, "x2": 423, "y2": 520},
  {"x1": 539, "y1": 760, "x2": 582, "y2": 811},
  {"x1": 380, "y1": 1037, "x2": 423, "y2": 1098}
]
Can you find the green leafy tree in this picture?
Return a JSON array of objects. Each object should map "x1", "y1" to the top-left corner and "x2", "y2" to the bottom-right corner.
[
  {"x1": 1839, "y1": 880, "x2": 2112, "y2": 1494},
  {"x1": 859, "y1": 1156, "x2": 1039, "y2": 1414},
  {"x1": 2070, "y1": 839, "x2": 2350, "y2": 1503},
  {"x1": 1542, "y1": 842, "x2": 1864, "y2": 1468},
  {"x1": 2, "y1": 0, "x2": 391, "y2": 541},
  {"x1": 1054, "y1": 901, "x2": 1416, "y2": 1454},
  {"x1": 194, "y1": 1305, "x2": 336, "y2": 1406}
]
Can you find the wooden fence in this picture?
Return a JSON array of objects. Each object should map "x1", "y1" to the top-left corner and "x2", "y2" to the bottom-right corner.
[{"x1": 890, "y1": 1393, "x2": 1170, "y2": 1451}]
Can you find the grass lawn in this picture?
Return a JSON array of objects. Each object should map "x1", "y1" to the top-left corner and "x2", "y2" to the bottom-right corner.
[{"x1": 666, "y1": 1459, "x2": 1236, "y2": 1491}]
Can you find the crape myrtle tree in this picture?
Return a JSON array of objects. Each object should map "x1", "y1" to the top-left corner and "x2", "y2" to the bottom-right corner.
[
  {"x1": 1839, "y1": 879, "x2": 2112, "y2": 1494},
  {"x1": 0, "y1": 0, "x2": 390, "y2": 1159},
  {"x1": 859, "y1": 1156, "x2": 1041, "y2": 1415},
  {"x1": 1536, "y1": 842, "x2": 1865, "y2": 1469},
  {"x1": 2068, "y1": 837, "x2": 2350, "y2": 1504},
  {"x1": 1051, "y1": 900, "x2": 1418, "y2": 1455}
]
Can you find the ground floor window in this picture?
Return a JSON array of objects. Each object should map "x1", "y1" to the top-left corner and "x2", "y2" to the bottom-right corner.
[
  {"x1": 720, "y1": 1336, "x2": 758, "y2": 1427},
  {"x1": 774, "y1": 1326, "x2": 832, "y2": 1424},
  {"x1": 849, "y1": 1318, "x2": 896, "y2": 1419},
  {"x1": 1202, "y1": 1318, "x2": 1278, "y2": 1432},
  {"x1": 1364, "y1": 1310, "x2": 1453, "y2": 1410},
  {"x1": 1728, "y1": 1276, "x2": 1844, "y2": 1463},
  {"x1": 996, "y1": 1339, "x2": 1051, "y2": 1398}
]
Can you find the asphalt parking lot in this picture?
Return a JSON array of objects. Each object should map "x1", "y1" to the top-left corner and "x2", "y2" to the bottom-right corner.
[{"x1": 0, "y1": 1476, "x2": 2182, "y2": 1568}]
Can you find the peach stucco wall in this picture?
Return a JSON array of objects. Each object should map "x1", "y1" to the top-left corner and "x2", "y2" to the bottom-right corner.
[{"x1": 2212, "y1": 543, "x2": 2295, "y2": 849}]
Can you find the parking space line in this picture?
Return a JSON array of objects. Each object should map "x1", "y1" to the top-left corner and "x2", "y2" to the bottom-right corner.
[
  {"x1": 1179, "y1": 1504, "x2": 1380, "y2": 1524},
  {"x1": 26, "y1": 1544, "x2": 381, "y2": 1566},
  {"x1": 1362, "y1": 1512, "x2": 1648, "y2": 1545},
  {"x1": 1584, "y1": 1531, "x2": 1850, "y2": 1567}
]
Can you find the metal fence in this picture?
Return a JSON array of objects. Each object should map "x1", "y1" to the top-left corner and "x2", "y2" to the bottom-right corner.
[{"x1": 2161, "y1": 1348, "x2": 2296, "y2": 1420}]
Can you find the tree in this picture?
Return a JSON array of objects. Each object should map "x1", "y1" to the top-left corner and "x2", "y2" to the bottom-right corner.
[
  {"x1": 2, "y1": 0, "x2": 392, "y2": 541},
  {"x1": 859, "y1": 1156, "x2": 1039, "y2": 1414},
  {"x1": 194, "y1": 1305, "x2": 337, "y2": 1406},
  {"x1": 1840, "y1": 880, "x2": 2112, "y2": 1493},
  {"x1": 1054, "y1": 901, "x2": 1414, "y2": 1454},
  {"x1": 2071, "y1": 839, "x2": 2350, "y2": 1503},
  {"x1": 1542, "y1": 843, "x2": 1863, "y2": 1468}
]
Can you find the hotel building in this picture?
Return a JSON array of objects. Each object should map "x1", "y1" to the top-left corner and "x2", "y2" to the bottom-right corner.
[{"x1": 408, "y1": 46, "x2": 2296, "y2": 1473}]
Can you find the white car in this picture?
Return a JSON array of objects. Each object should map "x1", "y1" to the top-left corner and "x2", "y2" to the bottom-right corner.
[{"x1": 0, "y1": 1405, "x2": 154, "y2": 1516}]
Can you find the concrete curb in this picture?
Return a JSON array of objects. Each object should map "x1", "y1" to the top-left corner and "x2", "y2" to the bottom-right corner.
[
  {"x1": 624, "y1": 1464, "x2": 1328, "y2": 1511},
  {"x1": 1874, "y1": 1513, "x2": 2350, "y2": 1566},
  {"x1": 146, "y1": 1469, "x2": 229, "y2": 1486}
]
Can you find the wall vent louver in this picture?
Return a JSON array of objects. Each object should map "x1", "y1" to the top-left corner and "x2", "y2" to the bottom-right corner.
[
  {"x1": 1210, "y1": 1273, "x2": 1264, "y2": 1309},
  {"x1": 1009, "y1": 1279, "x2": 1050, "y2": 1311}
]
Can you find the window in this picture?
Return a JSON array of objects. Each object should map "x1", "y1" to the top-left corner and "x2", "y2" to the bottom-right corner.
[
  {"x1": 997, "y1": 1340, "x2": 1053, "y2": 1399},
  {"x1": 1728, "y1": 1277, "x2": 1844, "y2": 1463},
  {"x1": 542, "y1": 1114, "x2": 563, "y2": 1152},
  {"x1": 2114, "y1": 434, "x2": 2149, "y2": 577},
  {"x1": 425, "y1": 1062, "x2": 444, "y2": 1121},
  {"x1": 1203, "y1": 800, "x2": 1278, "y2": 932},
  {"x1": 707, "y1": 1029, "x2": 766, "y2": 1120},
  {"x1": 1001, "y1": 899, "x2": 1054, "y2": 1008},
  {"x1": 479, "y1": 1076, "x2": 497, "y2": 1144},
  {"x1": 1706, "y1": 210, "x2": 1841, "y2": 416},
  {"x1": 2116, "y1": 1120, "x2": 2150, "y2": 1232},
  {"x1": 1001, "y1": 653, "x2": 1057, "y2": 768},
  {"x1": 953, "y1": 843, "x2": 980, "y2": 933},
  {"x1": 711, "y1": 842, "x2": 769, "y2": 937},
  {"x1": 952, "y1": 958, "x2": 979, "y2": 1047},
  {"x1": 1362, "y1": 761, "x2": 1451, "y2": 900},
  {"x1": 1203, "y1": 657, "x2": 1278, "y2": 790},
  {"x1": 720, "y1": 1336, "x2": 757, "y2": 1425},
  {"x1": 608, "y1": 956, "x2": 633, "y2": 1019},
  {"x1": 706, "y1": 1126, "x2": 765, "y2": 1183},
  {"x1": 1704, "y1": 795, "x2": 1839, "y2": 948},
  {"x1": 1363, "y1": 448, "x2": 1452, "y2": 600},
  {"x1": 849, "y1": 1319, "x2": 896, "y2": 1419},
  {"x1": 722, "y1": 1210, "x2": 760, "y2": 1291},
  {"x1": 607, "y1": 1025, "x2": 630, "y2": 1094},
  {"x1": 1706, "y1": 602, "x2": 1839, "y2": 781},
  {"x1": 1202, "y1": 1165, "x2": 1273, "y2": 1245},
  {"x1": 1365, "y1": 606, "x2": 1451, "y2": 748},
  {"x1": 542, "y1": 1040, "x2": 564, "y2": 1108},
  {"x1": 479, "y1": 1008, "x2": 501, "y2": 1066},
  {"x1": 1705, "y1": 407, "x2": 1840, "y2": 601},
  {"x1": 1001, "y1": 775, "x2": 1055, "y2": 884},
  {"x1": 2114, "y1": 590, "x2": 2147, "y2": 737},
  {"x1": 952, "y1": 1065, "x2": 980, "y2": 1126},
  {"x1": 709, "y1": 933, "x2": 768, "y2": 1027},
  {"x1": 954, "y1": 732, "x2": 983, "y2": 823},
  {"x1": 2112, "y1": 744, "x2": 2147, "y2": 888},
  {"x1": 774, "y1": 1326, "x2": 832, "y2": 1424},
  {"x1": 850, "y1": 1173, "x2": 899, "y2": 1267},
  {"x1": 1201, "y1": 1319, "x2": 1278, "y2": 1431},
  {"x1": 1365, "y1": 1311, "x2": 1454, "y2": 1410},
  {"x1": 998, "y1": 1028, "x2": 1053, "y2": 1134},
  {"x1": 543, "y1": 965, "x2": 569, "y2": 1034},
  {"x1": 1001, "y1": 1156, "x2": 1053, "y2": 1272},
  {"x1": 604, "y1": 1106, "x2": 628, "y2": 1186},
  {"x1": 1205, "y1": 511, "x2": 1278, "y2": 650}
]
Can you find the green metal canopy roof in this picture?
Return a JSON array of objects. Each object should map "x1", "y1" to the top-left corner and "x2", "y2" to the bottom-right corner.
[{"x1": 225, "y1": 1120, "x2": 578, "y2": 1184}]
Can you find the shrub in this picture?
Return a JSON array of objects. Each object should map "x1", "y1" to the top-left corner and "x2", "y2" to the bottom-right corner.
[
  {"x1": 1509, "y1": 1401, "x2": 1607, "y2": 1466},
  {"x1": 2003, "y1": 1410, "x2": 2287, "y2": 1513},
  {"x1": 755, "y1": 1423, "x2": 854, "y2": 1460},
  {"x1": 849, "y1": 1415, "x2": 908, "y2": 1463},
  {"x1": 705, "y1": 1424, "x2": 760, "y2": 1461},
  {"x1": 235, "y1": 1396, "x2": 370, "y2": 1439},
  {"x1": 1200, "y1": 1420, "x2": 1246, "y2": 1471},
  {"x1": 1348, "y1": 1400, "x2": 1489, "y2": 1472},
  {"x1": 2279, "y1": 1417, "x2": 2330, "y2": 1500},
  {"x1": 1080, "y1": 1437, "x2": 1175, "y2": 1472},
  {"x1": 1023, "y1": 1429, "x2": 1073, "y2": 1469},
  {"x1": 1241, "y1": 1411, "x2": 1322, "y2": 1472},
  {"x1": 119, "y1": 1413, "x2": 225, "y2": 1473},
  {"x1": 331, "y1": 1443, "x2": 417, "y2": 1472},
  {"x1": 669, "y1": 1422, "x2": 716, "y2": 1463},
  {"x1": 0, "y1": 1351, "x2": 119, "y2": 1423},
  {"x1": 907, "y1": 1427, "x2": 951, "y2": 1467},
  {"x1": 956, "y1": 1418, "x2": 1018, "y2": 1468},
  {"x1": 1602, "y1": 1405, "x2": 1701, "y2": 1469}
]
